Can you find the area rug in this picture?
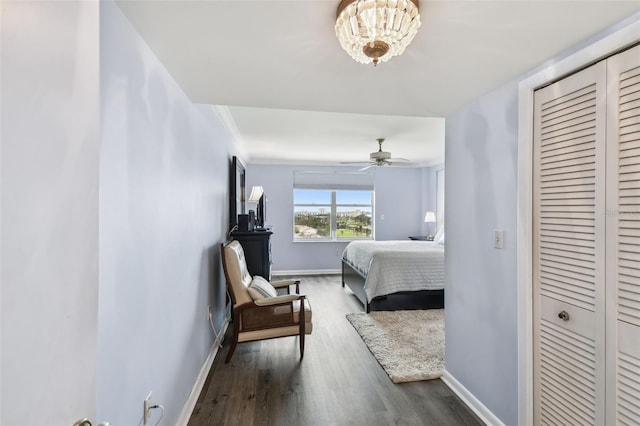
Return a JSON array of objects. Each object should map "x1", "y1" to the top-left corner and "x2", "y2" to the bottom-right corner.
[{"x1": 346, "y1": 309, "x2": 444, "y2": 384}]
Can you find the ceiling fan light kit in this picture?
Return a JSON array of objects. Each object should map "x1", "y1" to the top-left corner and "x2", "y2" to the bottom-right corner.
[{"x1": 335, "y1": 0, "x2": 421, "y2": 66}]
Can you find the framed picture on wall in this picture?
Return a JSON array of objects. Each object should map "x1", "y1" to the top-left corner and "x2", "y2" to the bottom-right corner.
[{"x1": 229, "y1": 156, "x2": 246, "y2": 231}]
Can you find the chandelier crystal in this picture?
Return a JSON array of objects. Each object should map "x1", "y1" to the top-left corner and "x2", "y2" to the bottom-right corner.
[{"x1": 335, "y1": 0, "x2": 421, "y2": 66}]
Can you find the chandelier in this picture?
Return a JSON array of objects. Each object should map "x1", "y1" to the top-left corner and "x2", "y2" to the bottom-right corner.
[{"x1": 335, "y1": 0, "x2": 421, "y2": 66}]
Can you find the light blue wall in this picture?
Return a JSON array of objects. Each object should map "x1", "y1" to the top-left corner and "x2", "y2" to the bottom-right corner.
[
  {"x1": 98, "y1": 2, "x2": 236, "y2": 424},
  {"x1": 444, "y1": 12, "x2": 640, "y2": 426},
  {"x1": 246, "y1": 164, "x2": 429, "y2": 272},
  {"x1": 421, "y1": 164, "x2": 443, "y2": 235},
  {"x1": 445, "y1": 82, "x2": 519, "y2": 425}
]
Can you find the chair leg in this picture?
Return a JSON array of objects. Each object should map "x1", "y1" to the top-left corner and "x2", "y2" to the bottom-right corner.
[
  {"x1": 299, "y1": 297, "x2": 306, "y2": 359},
  {"x1": 226, "y1": 320, "x2": 240, "y2": 363},
  {"x1": 225, "y1": 335, "x2": 238, "y2": 363}
]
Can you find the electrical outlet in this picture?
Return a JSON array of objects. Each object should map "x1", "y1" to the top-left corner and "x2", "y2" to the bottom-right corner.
[{"x1": 143, "y1": 392, "x2": 152, "y2": 425}]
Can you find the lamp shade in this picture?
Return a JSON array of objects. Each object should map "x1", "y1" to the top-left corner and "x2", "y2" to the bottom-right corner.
[
  {"x1": 248, "y1": 186, "x2": 264, "y2": 202},
  {"x1": 424, "y1": 211, "x2": 436, "y2": 223}
]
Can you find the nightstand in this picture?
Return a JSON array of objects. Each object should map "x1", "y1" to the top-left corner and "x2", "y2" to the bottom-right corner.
[{"x1": 409, "y1": 236, "x2": 433, "y2": 241}]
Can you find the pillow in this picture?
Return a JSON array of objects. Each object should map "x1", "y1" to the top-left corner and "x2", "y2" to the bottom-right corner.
[
  {"x1": 433, "y1": 228, "x2": 445, "y2": 244},
  {"x1": 248, "y1": 276, "x2": 277, "y2": 300}
]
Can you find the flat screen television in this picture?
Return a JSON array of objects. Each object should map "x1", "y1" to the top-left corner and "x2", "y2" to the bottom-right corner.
[{"x1": 256, "y1": 193, "x2": 266, "y2": 229}]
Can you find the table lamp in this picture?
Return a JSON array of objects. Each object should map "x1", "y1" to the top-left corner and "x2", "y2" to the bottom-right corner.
[{"x1": 424, "y1": 211, "x2": 436, "y2": 239}]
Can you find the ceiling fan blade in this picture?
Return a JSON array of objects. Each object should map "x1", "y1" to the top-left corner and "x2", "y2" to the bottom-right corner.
[
  {"x1": 387, "y1": 157, "x2": 411, "y2": 162},
  {"x1": 388, "y1": 161, "x2": 419, "y2": 167},
  {"x1": 358, "y1": 164, "x2": 376, "y2": 171}
]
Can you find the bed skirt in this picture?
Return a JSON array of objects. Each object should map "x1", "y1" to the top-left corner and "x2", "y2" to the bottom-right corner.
[{"x1": 341, "y1": 259, "x2": 444, "y2": 313}]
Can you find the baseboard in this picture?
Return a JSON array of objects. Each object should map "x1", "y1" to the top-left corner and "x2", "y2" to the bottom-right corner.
[
  {"x1": 272, "y1": 269, "x2": 341, "y2": 276},
  {"x1": 176, "y1": 317, "x2": 230, "y2": 426},
  {"x1": 442, "y1": 370, "x2": 506, "y2": 426}
]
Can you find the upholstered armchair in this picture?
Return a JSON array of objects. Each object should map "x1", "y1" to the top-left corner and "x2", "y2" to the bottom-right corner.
[{"x1": 221, "y1": 240, "x2": 312, "y2": 363}]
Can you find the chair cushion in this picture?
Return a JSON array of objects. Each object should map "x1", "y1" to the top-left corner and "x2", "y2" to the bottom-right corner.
[
  {"x1": 247, "y1": 276, "x2": 278, "y2": 300},
  {"x1": 293, "y1": 298, "x2": 312, "y2": 324},
  {"x1": 273, "y1": 298, "x2": 312, "y2": 323},
  {"x1": 222, "y1": 241, "x2": 253, "y2": 306}
]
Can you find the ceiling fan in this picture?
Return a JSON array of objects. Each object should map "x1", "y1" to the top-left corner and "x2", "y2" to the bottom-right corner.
[{"x1": 341, "y1": 138, "x2": 416, "y2": 171}]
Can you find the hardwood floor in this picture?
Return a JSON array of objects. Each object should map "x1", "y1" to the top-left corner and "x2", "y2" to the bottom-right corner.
[{"x1": 188, "y1": 275, "x2": 483, "y2": 426}]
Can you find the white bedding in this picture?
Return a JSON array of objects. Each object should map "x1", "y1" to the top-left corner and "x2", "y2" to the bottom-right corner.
[{"x1": 342, "y1": 240, "x2": 444, "y2": 302}]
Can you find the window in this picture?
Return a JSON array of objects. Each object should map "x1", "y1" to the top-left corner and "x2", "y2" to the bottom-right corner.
[
  {"x1": 293, "y1": 172, "x2": 374, "y2": 241},
  {"x1": 336, "y1": 190, "x2": 372, "y2": 239},
  {"x1": 293, "y1": 190, "x2": 332, "y2": 239}
]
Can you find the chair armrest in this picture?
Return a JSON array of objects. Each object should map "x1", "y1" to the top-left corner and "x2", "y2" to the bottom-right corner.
[
  {"x1": 271, "y1": 279, "x2": 301, "y2": 294},
  {"x1": 253, "y1": 294, "x2": 302, "y2": 306}
]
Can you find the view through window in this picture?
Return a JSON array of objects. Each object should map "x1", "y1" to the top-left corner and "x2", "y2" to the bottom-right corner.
[{"x1": 294, "y1": 189, "x2": 373, "y2": 240}]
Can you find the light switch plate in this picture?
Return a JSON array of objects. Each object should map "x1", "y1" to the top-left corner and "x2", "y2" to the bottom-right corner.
[{"x1": 494, "y1": 230, "x2": 504, "y2": 249}]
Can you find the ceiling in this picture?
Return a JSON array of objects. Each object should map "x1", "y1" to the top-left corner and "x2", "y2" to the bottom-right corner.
[{"x1": 116, "y1": 0, "x2": 640, "y2": 166}]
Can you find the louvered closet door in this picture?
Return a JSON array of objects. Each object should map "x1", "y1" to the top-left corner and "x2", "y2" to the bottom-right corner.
[
  {"x1": 533, "y1": 61, "x2": 607, "y2": 426},
  {"x1": 606, "y1": 44, "x2": 640, "y2": 426}
]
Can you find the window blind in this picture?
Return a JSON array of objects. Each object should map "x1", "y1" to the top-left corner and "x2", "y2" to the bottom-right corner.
[{"x1": 293, "y1": 171, "x2": 374, "y2": 191}]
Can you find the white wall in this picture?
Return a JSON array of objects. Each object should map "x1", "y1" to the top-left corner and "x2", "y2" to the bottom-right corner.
[
  {"x1": 1, "y1": 1, "x2": 100, "y2": 424},
  {"x1": 97, "y1": 2, "x2": 235, "y2": 424},
  {"x1": 246, "y1": 164, "x2": 427, "y2": 273}
]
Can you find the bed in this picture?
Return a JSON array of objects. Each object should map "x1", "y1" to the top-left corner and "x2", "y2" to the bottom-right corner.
[{"x1": 341, "y1": 240, "x2": 445, "y2": 312}]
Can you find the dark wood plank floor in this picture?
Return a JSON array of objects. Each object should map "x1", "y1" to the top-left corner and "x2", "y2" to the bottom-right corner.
[{"x1": 188, "y1": 275, "x2": 483, "y2": 426}]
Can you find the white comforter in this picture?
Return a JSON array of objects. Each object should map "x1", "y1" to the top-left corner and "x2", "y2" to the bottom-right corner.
[{"x1": 342, "y1": 240, "x2": 444, "y2": 302}]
